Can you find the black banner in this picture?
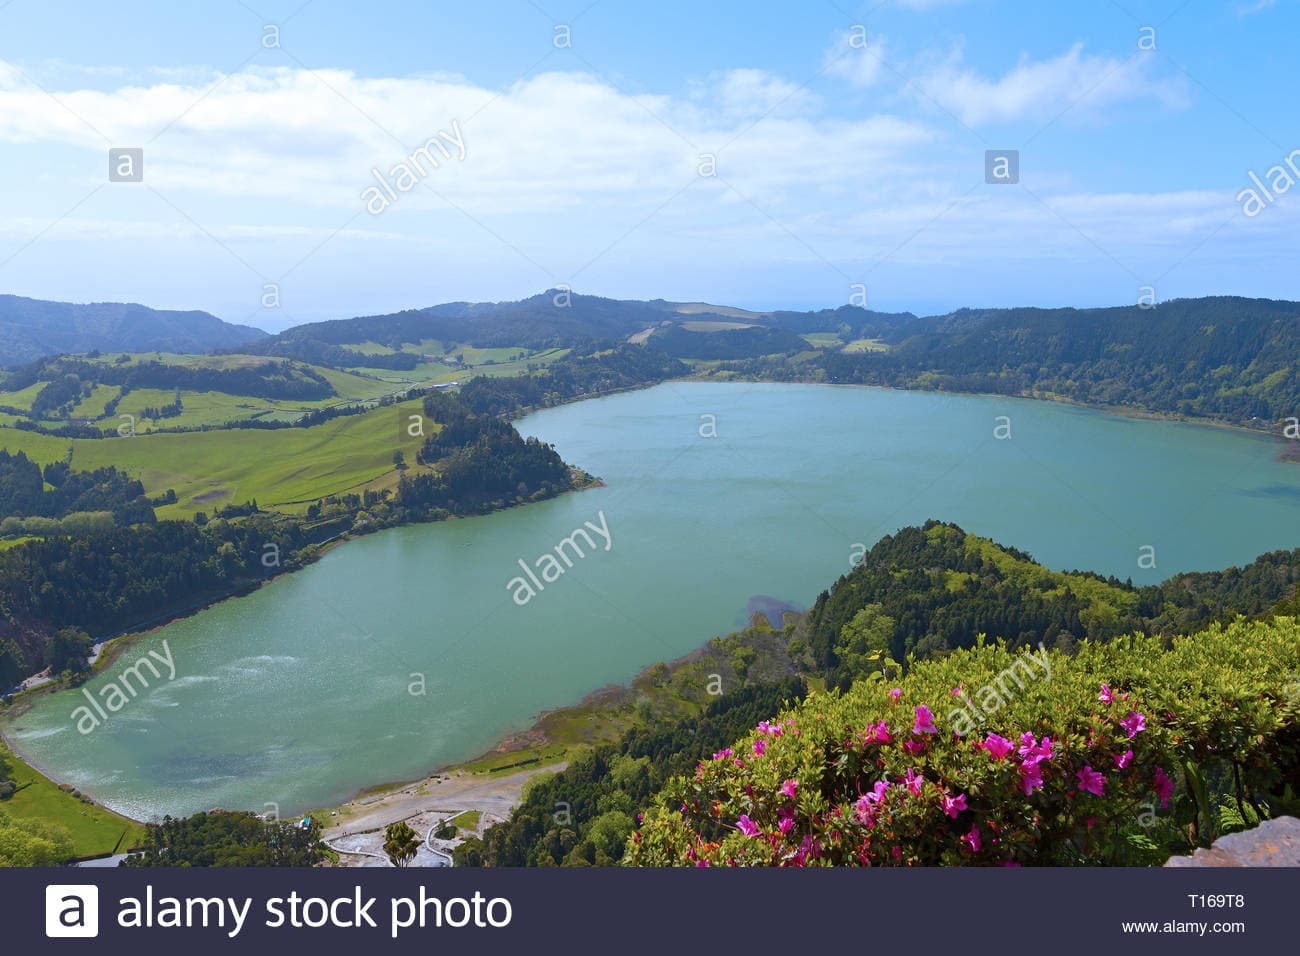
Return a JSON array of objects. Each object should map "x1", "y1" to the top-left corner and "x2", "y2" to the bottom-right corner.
[{"x1": 7, "y1": 866, "x2": 1292, "y2": 953}]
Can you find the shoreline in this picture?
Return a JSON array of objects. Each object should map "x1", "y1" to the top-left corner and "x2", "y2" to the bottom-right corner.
[
  {"x1": 2, "y1": 378, "x2": 1295, "y2": 825},
  {"x1": 691, "y1": 373, "x2": 1296, "y2": 452}
]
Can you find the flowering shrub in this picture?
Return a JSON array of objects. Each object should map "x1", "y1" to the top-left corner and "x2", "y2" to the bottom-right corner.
[{"x1": 627, "y1": 617, "x2": 1300, "y2": 866}]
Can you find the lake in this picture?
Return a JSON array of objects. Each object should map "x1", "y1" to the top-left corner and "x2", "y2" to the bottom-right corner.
[{"x1": 6, "y1": 383, "x2": 1299, "y2": 819}]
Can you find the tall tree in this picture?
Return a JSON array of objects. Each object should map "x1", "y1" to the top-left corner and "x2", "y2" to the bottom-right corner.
[{"x1": 384, "y1": 821, "x2": 420, "y2": 867}]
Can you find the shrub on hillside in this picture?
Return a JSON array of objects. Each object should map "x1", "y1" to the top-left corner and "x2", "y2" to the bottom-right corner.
[{"x1": 628, "y1": 617, "x2": 1300, "y2": 866}]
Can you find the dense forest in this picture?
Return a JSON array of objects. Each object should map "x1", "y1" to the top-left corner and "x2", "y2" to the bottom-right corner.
[
  {"x1": 122, "y1": 811, "x2": 322, "y2": 867},
  {"x1": 396, "y1": 389, "x2": 574, "y2": 514},
  {"x1": 804, "y1": 521, "x2": 1300, "y2": 688},
  {"x1": 0, "y1": 451, "x2": 154, "y2": 524}
]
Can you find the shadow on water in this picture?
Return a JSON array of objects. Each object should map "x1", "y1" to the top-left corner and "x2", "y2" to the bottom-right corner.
[{"x1": 743, "y1": 595, "x2": 803, "y2": 630}]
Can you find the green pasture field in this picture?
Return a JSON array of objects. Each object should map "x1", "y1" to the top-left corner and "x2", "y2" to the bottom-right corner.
[
  {"x1": 0, "y1": 381, "x2": 49, "y2": 412},
  {"x1": 842, "y1": 338, "x2": 888, "y2": 353},
  {"x1": 679, "y1": 319, "x2": 757, "y2": 332},
  {"x1": 0, "y1": 398, "x2": 432, "y2": 517},
  {"x1": 0, "y1": 740, "x2": 145, "y2": 860},
  {"x1": 801, "y1": 332, "x2": 843, "y2": 348}
]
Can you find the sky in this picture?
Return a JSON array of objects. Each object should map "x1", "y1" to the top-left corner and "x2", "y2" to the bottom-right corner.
[{"x1": 1, "y1": 0, "x2": 1299, "y2": 331}]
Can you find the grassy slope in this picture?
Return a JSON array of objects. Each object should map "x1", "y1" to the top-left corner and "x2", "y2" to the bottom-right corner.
[
  {"x1": 0, "y1": 398, "x2": 430, "y2": 516},
  {"x1": 1, "y1": 347, "x2": 575, "y2": 432},
  {"x1": 1, "y1": 740, "x2": 145, "y2": 859},
  {"x1": 843, "y1": 337, "x2": 887, "y2": 353},
  {"x1": 0, "y1": 353, "x2": 407, "y2": 431},
  {"x1": 0, "y1": 381, "x2": 48, "y2": 412}
]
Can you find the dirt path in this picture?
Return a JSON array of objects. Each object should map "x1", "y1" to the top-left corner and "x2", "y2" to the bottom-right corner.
[{"x1": 324, "y1": 763, "x2": 565, "y2": 842}]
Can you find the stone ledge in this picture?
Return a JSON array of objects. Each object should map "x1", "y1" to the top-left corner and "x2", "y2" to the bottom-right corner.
[{"x1": 1164, "y1": 816, "x2": 1300, "y2": 867}]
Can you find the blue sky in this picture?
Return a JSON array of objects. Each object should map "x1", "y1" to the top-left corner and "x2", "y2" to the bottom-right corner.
[{"x1": 1, "y1": 0, "x2": 1298, "y2": 330}]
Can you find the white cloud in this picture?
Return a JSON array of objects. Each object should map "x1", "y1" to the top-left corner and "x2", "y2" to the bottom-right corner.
[
  {"x1": 699, "y1": 68, "x2": 820, "y2": 118},
  {"x1": 824, "y1": 29, "x2": 890, "y2": 89},
  {"x1": 0, "y1": 62, "x2": 933, "y2": 215},
  {"x1": 914, "y1": 43, "x2": 1188, "y2": 126}
]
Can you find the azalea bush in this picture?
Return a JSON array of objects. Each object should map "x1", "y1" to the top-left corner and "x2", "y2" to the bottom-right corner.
[{"x1": 627, "y1": 617, "x2": 1300, "y2": 866}]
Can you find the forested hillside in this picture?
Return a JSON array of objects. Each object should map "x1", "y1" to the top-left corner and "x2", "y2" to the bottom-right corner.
[
  {"x1": 0, "y1": 295, "x2": 265, "y2": 367},
  {"x1": 725, "y1": 296, "x2": 1300, "y2": 424},
  {"x1": 804, "y1": 521, "x2": 1300, "y2": 688}
]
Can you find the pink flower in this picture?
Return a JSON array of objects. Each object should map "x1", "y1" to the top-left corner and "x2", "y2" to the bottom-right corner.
[
  {"x1": 854, "y1": 796, "x2": 876, "y2": 827},
  {"x1": 711, "y1": 747, "x2": 732, "y2": 761},
  {"x1": 1017, "y1": 733, "x2": 1054, "y2": 764},
  {"x1": 753, "y1": 738, "x2": 766, "y2": 757},
  {"x1": 736, "y1": 815, "x2": 759, "y2": 837},
  {"x1": 781, "y1": 778, "x2": 799, "y2": 799},
  {"x1": 942, "y1": 792, "x2": 968, "y2": 819},
  {"x1": 983, "y1": 733, "x2": 1015, "y2": 760},
  {"x1": 1120, "y1": 711, "x2": 1146, "y2": 739},
  {"x1": 1115, "y1": 749, "x2": 1134, "y2": 770},
  {"x1": 902, "y1": 739, "x2": 926, "y2": 755},
  {"x1": 1099, "y1": 683, "x2": 1114, "y2": 704},
  {"x1": 1076, "y1": 765, "x2": 1106, "y2": 796},
  {"x1": 904, "y1": 768, "x2": 923, "y2": 796},
  {"x1": 913, "y1": 705, "x2": 938, "y2": 735},
  {"x1": 871, "y1": 720, "x2": 892, "y2": 744},
  {"x1": 778, "y1": 814, "x2": 795, "y2": 835},
  {"x1": 800, "y1": 835, "x2": 821, "y2": 861},
  {"x1": 961, "y1": 827, "x2": 981, "y2": 853},
  {"x1": 1019, "y1": 760, "x2": 1044, "y2": 795},
  {"x1": 868, "y1": 779, "x2": 890, "y2": 804},
  {"x1": 888, "y1": 688, "x2": 902, "y2": 703},
  {"x1": 1154, "y1": 766, "x2": 1174, "y2": 808}
]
